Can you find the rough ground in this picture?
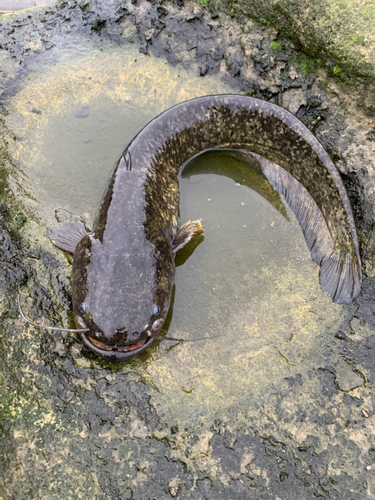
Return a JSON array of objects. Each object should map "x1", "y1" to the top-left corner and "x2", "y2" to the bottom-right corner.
[
  {"x1": 0, "y1": 0, "x2": 375, "y2": 499},
  {"x1": 229, "y1": 0, "x2": 375, "y2": 79}
]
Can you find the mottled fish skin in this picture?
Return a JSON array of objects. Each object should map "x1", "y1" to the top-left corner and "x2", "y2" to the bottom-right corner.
[{"x1": 72, "y1": 95, "x2": 361, "y2": 361}]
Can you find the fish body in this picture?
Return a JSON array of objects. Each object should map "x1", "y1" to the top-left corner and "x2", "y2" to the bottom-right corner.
[{"x1": 48, "y1": 95, "x2": 361, "y2": 361}]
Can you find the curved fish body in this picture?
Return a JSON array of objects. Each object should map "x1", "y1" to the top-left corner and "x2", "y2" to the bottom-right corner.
[{"x1": 48, "y1": 95, "x2": 362, "y2": 361}]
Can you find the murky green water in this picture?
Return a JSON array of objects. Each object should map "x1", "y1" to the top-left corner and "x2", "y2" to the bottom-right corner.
[
  {"x1": 6, "y1": 41, "x2": 344, "y2": 414},
  {"x1": 3, "y1": 37, "x2": 361, "y2": 498},
  {"x1": 7, "y1": 41, "x2": 233, "y2": 221}
]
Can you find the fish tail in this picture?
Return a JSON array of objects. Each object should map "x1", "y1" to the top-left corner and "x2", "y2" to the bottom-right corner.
[
  {"x1": 320, "y1": 247, "x2": 362, "y2": 304},
  {"x1": 258, "y1": 155, "x2": 362, "y2": 304}
]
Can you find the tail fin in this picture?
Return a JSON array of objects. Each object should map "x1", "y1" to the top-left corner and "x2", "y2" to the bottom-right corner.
[
  {"x1": 254, "y1": 154, "x2": 361, "y2": 304},
  {"x1": 320, "y1": 247, "x2": 362, "y2": 305}
]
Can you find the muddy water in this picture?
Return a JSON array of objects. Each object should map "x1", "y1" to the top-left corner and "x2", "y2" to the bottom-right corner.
[
  {"x1": 6, "y1": 41, "x2": 232, "y2": 221},
  {"x1": 3, "y1": 38, "x2": 358, "y2": 498},
  {"x1": 6, "y1": 39, "x2": 344, "y2": 414}
]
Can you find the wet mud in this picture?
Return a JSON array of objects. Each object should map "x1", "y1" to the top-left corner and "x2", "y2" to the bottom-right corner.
[{"x1": 1, "y1": 1, "x2": 375, "y2": 499}]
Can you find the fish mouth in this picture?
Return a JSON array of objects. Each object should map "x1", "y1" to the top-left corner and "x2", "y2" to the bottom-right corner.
[{"x1": 80, "y1": 332, "x2": 154, "y2": 362}]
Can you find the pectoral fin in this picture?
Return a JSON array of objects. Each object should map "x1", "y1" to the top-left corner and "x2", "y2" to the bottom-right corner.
[
  {"x1": 172, "y1": 220, "x2": 205, "y2": 253},
  {"x1": 46, "y1": 221, "x2": 88, "y2": 254}
]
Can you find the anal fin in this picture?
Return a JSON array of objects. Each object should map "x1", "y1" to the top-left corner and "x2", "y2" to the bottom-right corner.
[
  {"x1": 172, "y1": 220, "x2": 205, "y2": 253},
  {"x1": 46, "y1": 221, "x2": 88, "y2": 254}
]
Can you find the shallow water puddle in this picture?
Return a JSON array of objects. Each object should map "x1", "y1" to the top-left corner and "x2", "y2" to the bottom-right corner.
[
  {"x1": 3, "y1": 37, "x2": 352, "y2": 494},
  {"x1": 6, "y1": 41, "x2": 232, "y2": 221},
  {"x1": 139, "y1": 156, "x2": 345, "y2": 426},
  {"x1": 5, "y1": 40, "x2": 345, "y2": 424}
]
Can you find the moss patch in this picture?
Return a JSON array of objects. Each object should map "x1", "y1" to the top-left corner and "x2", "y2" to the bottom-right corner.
[{"x1": 227, "y1": 0, "x2": 375, "y2": 78}]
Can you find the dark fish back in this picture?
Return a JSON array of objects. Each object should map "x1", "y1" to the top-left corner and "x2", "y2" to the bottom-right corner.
[{"x1": 97, "y1": 95, "x2": 360, "y2": 305}]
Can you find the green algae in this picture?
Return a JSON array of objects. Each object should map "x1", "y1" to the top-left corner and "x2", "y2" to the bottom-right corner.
[
  {"x1": 226, "y1": 0, "x2": 375, "y2": 79},
  {"x1": 269, "y1": 40, "x2": 282, "y2": 52},
  {"x1": 289, "y1": 53, "x2": 322, "y2": 77}
]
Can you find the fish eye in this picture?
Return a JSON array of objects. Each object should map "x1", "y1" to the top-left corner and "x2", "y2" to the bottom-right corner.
[
  {"x1": 79, "y1": 303, "x2": 86, "y2": 314},
  {"x1": 154, "y1": 305, "x2": 160, "y2": 316}
]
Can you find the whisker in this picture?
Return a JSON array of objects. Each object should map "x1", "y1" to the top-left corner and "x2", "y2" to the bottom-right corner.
[
  {"x1": 17, "y1": 294, "x2": 90, "y2": 333},
  {"x1": 149, "y1": 332, "x2": 219, "y2": 342},
  {"x1": 181, "y1": 335, "x2": 220, "y2": 342},
  {"x1": 149, "y1": 332, "x2": 185, "y2": 342}
]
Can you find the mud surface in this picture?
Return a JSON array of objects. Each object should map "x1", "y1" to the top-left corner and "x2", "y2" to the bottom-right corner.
[{"x1": 1, "y1": 1, "x2": 375, "y2": 499}]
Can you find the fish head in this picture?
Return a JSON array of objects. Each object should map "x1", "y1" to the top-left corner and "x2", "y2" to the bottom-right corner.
[{"x1": 71, "y1": 232, "x2": 175, "y2": 361}]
